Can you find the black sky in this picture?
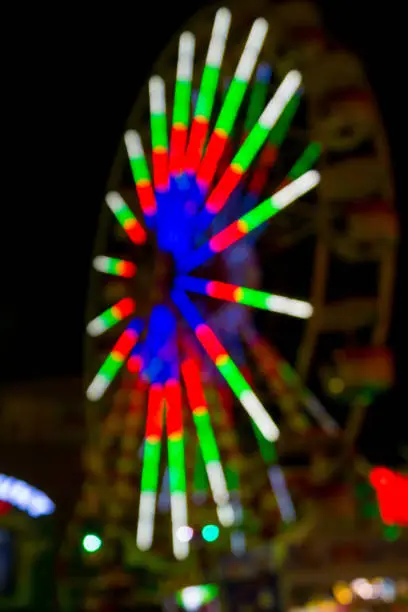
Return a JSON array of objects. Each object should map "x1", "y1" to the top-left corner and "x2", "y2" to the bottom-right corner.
[{"x1": 2, "y1": 1, "x2": 405, "y2": 462}]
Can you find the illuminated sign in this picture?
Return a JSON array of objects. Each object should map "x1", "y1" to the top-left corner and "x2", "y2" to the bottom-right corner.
[
  {"x1": 0, "y1": 474, "x2": 55, "y2": 518},
  {"x1": 370, "y1": 467, "x2": 408, "y2": 526}
]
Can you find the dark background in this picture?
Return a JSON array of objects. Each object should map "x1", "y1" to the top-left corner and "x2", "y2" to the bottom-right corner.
[{"x1": 2, "y1": 2, "x2": 404, "y2": 461}]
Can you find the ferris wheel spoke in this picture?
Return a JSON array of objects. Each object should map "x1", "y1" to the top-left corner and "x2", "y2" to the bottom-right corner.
[
  {"x1": 149, "y1": 76, "x2": 170, "y2": 193},
  {"x1": 92, "y1": 256, "x2": 137, "y2": 278},
  {"x1": 175, "y1": 276, "x2": 313, "y2": 319},
  {"x1": 181, "y1": 357, "x2": 233, "y2": 521},
  {"x1": 172, "y1": 289, "x2": 279, "y2": 442},
  {"x1": 164, "y1": 378, "x2": 189, "y2": 560},
  {"x1": 169, "y1": 32, "x2": 195, "y2": 176},
  {"x1": 124, "y1": 130, "x2": 157, "y2": 225},
  {"x1": 105, "y1": 191, "x2": 147, "y2": 244},
  {"x1": 196, "y1": 70, "x2": 302, "y2": 231},
  {"x1": 136, "y1": 383, "x2": 164, "y2": 551},
  {"x1": 244, "y1": 93, "x2": 301, "y2": 208},
  {"x1": 185, "y1": 8, "x2": 232, "y2": 174},
  {"x1": 243, "y1": 328, "x2": 339, "y2": 435},
  {"x1": 86, "y1": 297, "x2": 136, "y2": 336},
  {"x1": 179, "y1": 169, "x2": 320, "y2": 274},
  {"x1": 245, "y1": 63, "x2": 271, "y2": 134},
  {"x1": 195, "y1": 17, "x2": 269, "y2": 194},
  {"x1": 86, "y1": 319, "x2": 144, "y2": 401}
]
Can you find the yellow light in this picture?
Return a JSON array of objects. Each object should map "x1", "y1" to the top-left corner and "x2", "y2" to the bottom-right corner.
[
  {"x1": 328, "y1": 377, "x2": 345, "y2": 394},
  {"x1": 333, "y1": 581, "x2": 353, "y2": 605}
]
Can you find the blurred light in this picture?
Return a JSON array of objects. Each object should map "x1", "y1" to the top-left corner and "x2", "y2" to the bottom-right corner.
[
  {"x1": 181, "y1": 586, "x2": 203, "y2": 610},
  {"x1": 328, "y1": 377, "x2": 345, "y2": 394},
  {"x1": 333, "y1": 581, "x2": 353, "y2": 605},
  {"x1": 351, "y1": 578, "x2": 374, "y2": 600},
  {"x1": 0, "y1": 474, "x2": 55, "y2": 518},
  {"x1": 176, "y1": 525, "x2": 194, "y2": 542},
  {"x1": 202, "y1": 524, "x2": 219, "y2": 542},
  {"x1": 82, "y1": 534, "x2": 102, "y2": 553}
]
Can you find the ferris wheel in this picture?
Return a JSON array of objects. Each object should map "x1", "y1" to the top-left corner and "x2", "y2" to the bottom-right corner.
[{"x1": 61, "y1": 0, "x2": 397, "y2": 606}]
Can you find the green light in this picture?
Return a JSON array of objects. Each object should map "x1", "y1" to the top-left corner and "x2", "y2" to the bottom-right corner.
[
  {"x1": 82, "y1": 533, "x2": 102, "y2": 553},
  {"x1": 202, "y1": 524, "x2": 219, "y2": 542},
  {"x1": 383, "y1": 524, "x2": 401, "y2": 542}
]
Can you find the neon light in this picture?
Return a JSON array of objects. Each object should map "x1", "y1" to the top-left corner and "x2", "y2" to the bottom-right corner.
[
  {"x1": 181, "y1": 358, "x2": 230, "y2": 511},
  {"x1": 176, "y1": 276, "x2": 313, "y2": 319},
  {"x1": 105, "y1": 191, "x2": 147, "y2": 244},
  {"x1": 172, "y1": 290, "x2": 279, "y2": 441},
  {"x1": 86, "y1": 297, "x2": 136, "y2": 336},
  {"x1": 165, "y1": 379, "x2": 189, "y2": 559},
  {"x1": 185, "y1": 8, "x2": 231, "y2": 173},
  {"x1": 136, "y1": 384, "x2": 164, "y2": 551},
  {"x1": 170, "y1": 32, "x2": 195, "y2": 175},
  {"x1": 149, "y1": 76, "x2": 169, "y2": 192},
  {"x1": 0, "y1": 474, "x2": 55, "y2": 517},
  {"x1": 124, "y1": 130, "x2": 157, "y2": 221},
  {"x1": 93, "y1": 256, "x2": 136, "y2": 278},
  {"x1": 201, "y1": 70, "x2": 301, "y2": 219},
  {"x1": 196, "y1": 18, "x2": 268, "y2": 192},
  {"x1": 86, "y1": 319, "x2": 143, "y2": 401},
  {"x1": 180, "y1": 170, "x2": 320, "y2": 273}
]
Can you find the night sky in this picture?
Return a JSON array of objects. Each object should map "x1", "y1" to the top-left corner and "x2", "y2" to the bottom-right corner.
[{"x1": 2, "y1": 2, "x2": 404, "y2": 463}]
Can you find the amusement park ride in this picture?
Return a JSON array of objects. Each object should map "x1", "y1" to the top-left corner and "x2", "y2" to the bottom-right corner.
[{"x1": 59, "y1": 0, "x2": 401, "y2": 609}]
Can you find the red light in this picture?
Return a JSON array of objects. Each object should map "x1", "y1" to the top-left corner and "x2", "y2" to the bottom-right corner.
[
  {"x1": 209, "y1": 220, "x2": 248, "y2": 253},
  {"x1": 197, "y1": 130, "x2": 228, "y2": 189},
  {"x1": 145, "y1": 384, "x2": 164, "y2": 441},
  {"x1": 206, "y1": 165, "x2": 243, "y2": 214},
  {"x1": 169, "y1": 125, "x2": 188, "y2": 175},
  {"x1": 185, "y1": 117, "x2": 209, "y2": 173},
  {"x1": 152, "y1": 150, "x2": 169, "y2": 192},
  {"x1": 0, "y1": 501, "x2": 12, "y2": 516},
  {"x1": 165, "y1": 379, "x2": 183, "y2": 438},
  {"x1": 370, "y1": 467, "x2": 408, "y2": 526}
]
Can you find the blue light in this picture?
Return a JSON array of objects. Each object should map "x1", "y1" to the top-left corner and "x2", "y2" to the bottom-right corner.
[
  {"x1": 171, "y1": 289, "x2": 203, "y2": 329},
  {"x1": 0, "y1": 474, "x2": 55, "y2": 518}
]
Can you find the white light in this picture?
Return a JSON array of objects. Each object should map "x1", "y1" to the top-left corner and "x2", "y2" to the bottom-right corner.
[
  {"x1": 171, "y1": 492, "x2": 189, "y2": 560},
  {"x1": 351, "y1": 578, "x2": 375, "y2": 600},
  {"x1": 177, "y1": 32, "x2": 195, "y2": 81},
  {"x1": 266, "y1": 295, "x2": 313, "y2": 319},
  {"x1": 259, "y1": 70, "x2": 302, "y2": 129},
  {"x1": 86, "y1": 318, "x2": 107, "y2": 337},
  {"x1": 240, "y1": 390, "x2": 280, "y2": 441},
  {"x1": 206, "y1": 8, "x2": 231, "y2": 67},
  {"x1": 105, "y1": 191, "x2": 124, "y2": 212},
  {"x1": 217, "y1": 503, "x2": 235, "y2": 527},
  {"x1": 181, "y1": 586, "x2": 203, "y2": 611},
  {"x1": 124, "y1": 130, "x2": 143, "y2": 158},
  {"x1": 176, "y1": 525, "x2": 194, "y2": 543},
  {"x1": 149, "y1": 76, "x2": 166, "y2": 114},
  {"x1": 272, "y1": 170, "x2": 320, "y2": 210},
  {"x1": 86, "y1": 374, "x2": 109, "y2": 401},
  {"x1": 235, "y1": 18, "x2": 269, "y2": 81},
  {"x1": 136, "y1": 491, "x2": 157, "y2": 551},
  {"x1": 206, "y1": 462, "x2": 230, "y2": 506}
]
